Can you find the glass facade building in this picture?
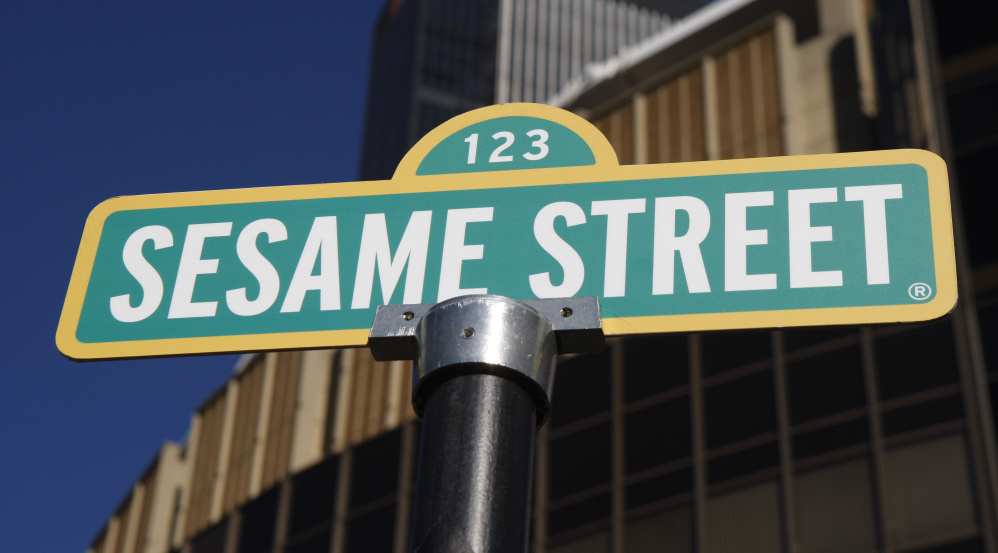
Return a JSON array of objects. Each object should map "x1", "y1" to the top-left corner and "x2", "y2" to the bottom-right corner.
[
  {"x1": 359, "y1": 0, "x2": 701, "y2": 180},
  {"x1": 88, "y1": 0, "x2": 998, "y2": 552},
  {"x1": 359, "y1": 0, "x2": 501, "y2": 181}
]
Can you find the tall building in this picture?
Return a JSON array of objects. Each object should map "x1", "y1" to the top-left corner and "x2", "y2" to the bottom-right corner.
[
  {"x1": 358, "y1": 0, "x2": 500, "y2": 181},
  {"x1": 88, "y1": 0, "x2": 998, "y2": 552},
  {"x1": 358, "y1": 0, "x2": 704, "y2": 180}
]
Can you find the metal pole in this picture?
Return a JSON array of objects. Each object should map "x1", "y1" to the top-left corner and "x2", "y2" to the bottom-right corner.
[
  {"x1": 369, "y1": 295, "x2": 603, "y2": 553},
  {"x1": 409, "y1": 373, "x2": 537, "y2": 552}
]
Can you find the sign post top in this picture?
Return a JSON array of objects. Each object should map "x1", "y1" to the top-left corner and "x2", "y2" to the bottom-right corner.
[{"x1": 57, "y1": 103, "x2": 957, "y2": 360}]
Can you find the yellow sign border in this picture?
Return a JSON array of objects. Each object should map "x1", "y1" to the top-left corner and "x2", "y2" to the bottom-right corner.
[{"x1": 57, "y1": 103, "x2": 957, "y2": 360}]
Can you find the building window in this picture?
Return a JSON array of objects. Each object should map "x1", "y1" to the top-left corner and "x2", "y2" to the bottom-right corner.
[
  {"x1": 189, "y1": 517, "x2": 228, "y2": 553},
  {"x1": 874, "y1": 321, "x2": 958, "y2": 401},
  {"x1": 792, "y1": 418, "x2": 869, "y2": 460},
  {"x1": 787, "y1": 345, "x2": 866, "y2": 424},
  {"x1": 624, "y1": 396, "x2": 691, "y2": 475},
  {"x1": 707, "y1": 442, "x2": 779, "y2": 484},
  {"x1": 623, "y1": 335, "x2": 688, "y2": 402},
  {"x1": 704, "y1": 480, "x2": 782, "y2": 553},
  {"x1": 286, "y1": 530, "x2": 331, "y2": 553},
  {"x1": 625, "y1": 468, "x2": 693, "y2": 510},
  {"x1": 701, "y1": 330, "x2": 770, "y2": 377},
  {"x1": 703, "y1": 370, "x2": 776, "y2": 449},
  {"x1": 624, "y1": 505, "x2": 693, "y2": 553},
  {"x1": 343, "y1": 429, "x2": 402, "y2": 553},
  {"x1": 349, "y1": 429, "x2": 401, "y2": 510},
  {"x1": 286, "y1": 456, "x2": 339, "y2": 549},
  {"x1": 550, "y1": 352, "x2": 612, "y2": 429},
  {"x1": 549, "y1": 421, "x2": 612, "y2": 500},
  {"x1": 548, "y1": 529, "x2": 610, "y2": 553},
  {"x1": 881, "y1": 394, "x2": 964, "y2": 436},
  {"x1": 884, "y1": 434, "x2": 978, "y2": 547},
  {"x1": 548, "y1": 493, "x2": 612, "y2": 537},
  {"x1": 782, "y1": 325, "x2": 857, "y2": 351},
  {"x1": 237, "y1": 487, "x2": 278, "y2": 553},
  {"x1": 344, "y1": 504, "x2": 396, "y2": 553},
  {"x1": 795, "y1": 457, "x2": 878, "y2": 553}
]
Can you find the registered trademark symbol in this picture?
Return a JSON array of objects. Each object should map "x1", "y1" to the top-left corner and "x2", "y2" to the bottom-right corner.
[{"x1": 908, "y1": 282, "x2": 932, "y2": 300}]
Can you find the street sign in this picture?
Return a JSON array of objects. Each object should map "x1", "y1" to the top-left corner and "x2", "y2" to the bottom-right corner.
[{"x1": 57, "y1": 103, "x2": 957, "y2": 360}]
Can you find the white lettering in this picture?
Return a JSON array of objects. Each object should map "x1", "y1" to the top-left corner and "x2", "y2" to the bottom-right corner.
[
  {"x1": 168, "y1": 222, "x2": 233, "y2": 318},
  {"x1": 529, "y1": 202, "x2": 586, "y2": 298},
  {"x1": 845, "y1": 184, "x2": 903, "y2": 284},
  {"x1": 438, "y1": 207, "x2": 493, "y2": 301},
  {"x1": 725, "y1": 191, "x2": 776, "y2": 291},
  {"x1": 653, "y1": 196, "x2": 711, "y2": 294},
  {"x1": 591, "y1": 199, "x2": 645, "y2": 297},
  {"x1": 788, "y1": 188, "x2": 843, "y2": 288},
  {"x1": 226, "y1": 219, "x2": 288, "y2": 316},
  {"x1": 110, "y1": 225, "x2": 173, "y2": 322},
  {"x1": 351, "y1": 211, "x2": 433, "y2": 309},
  {"x1": 281, "y1": 216, "x2": 341, "y2": 312}
]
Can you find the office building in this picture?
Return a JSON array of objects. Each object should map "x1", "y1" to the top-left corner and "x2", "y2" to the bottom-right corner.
[
  {"x1": 88, "y1": 0, "x2": 998, "y2": 552},
  {"x1": 359, "y1": 0, "x2": 704, "y2": 180}
]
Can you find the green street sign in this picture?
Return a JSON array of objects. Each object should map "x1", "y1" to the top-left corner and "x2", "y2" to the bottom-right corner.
[{"x1": 57, "y1": 103, "x2": 957, "y2": 360}]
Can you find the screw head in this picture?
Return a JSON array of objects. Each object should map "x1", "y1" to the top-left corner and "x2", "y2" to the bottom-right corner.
[
  {"x1": 461, "y1": 327, "x2": 475, "y2": 338},
  {"x1": 560, "y1": 307, "x2": 573, "y2": 317},
  {"x1": 402, "y1": 311, "x2": 414, "y2": 321}
]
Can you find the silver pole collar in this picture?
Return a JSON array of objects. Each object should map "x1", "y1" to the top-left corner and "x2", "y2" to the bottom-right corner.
[{"x1": 369, "y1": 295, "x2": 603, "y2": 423}]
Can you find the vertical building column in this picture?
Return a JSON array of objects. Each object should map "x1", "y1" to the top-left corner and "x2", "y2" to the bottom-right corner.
[
  {"x1": 363, "y1": 354, "x2": 389, "y2": 439},
  {"x1": 122, "y1": 483, "x2": 146, "y2": 553},
  {"x1": 329, "y1": 450, "x2": 353, "y2": 553},
  {"x1": 102, "y1": 517, "x2": 121, "y2": 553},
  {"x1": 614, "y1": 2, "x2": 627, "y2": 54},
  {"x1": 331, "y1": 348, "x2": 357, "y2": 454},
  {"x1": 348, "y1": 351, "x2": 373, "y2": 445},
  {"x1": 570, "y1": 0, "x2": 583, "y2": 79},
  {"x1": 688, "y1": 334, "x2": 709, "y2": 552},
  {"x1": 222, "y1": 510, "x2": 240, "y2": 553},
  {"x1": 701, "y1": 55, "x2": 720, "y2": 161},
  {"x1": 209, "y1": 380, "x2": 240, "y2": 522},
  {"x1": 524, "y1": 0, "x2": 538, "y2": 103},
  {"x1": 748, "y1": 36, "x2": 769, "y2": 157},
  {"x1": 172, "y1": 414, "x2": 202, "y2": 548},
  {"x1": 632, "y1": 92, "x2": 648, "y2": 165},
  {"x1": 771, "y1": 331, "x2": 798, "y2": 553},
  {"x1": 610, "y1": 340, "x2": 627, "y2": 553},
  {"x1": 271, "y1": 479, "x2": 293, "y2": 553},
  {"x1": 678, "y1": 71, "x2": 696, "y2": 162},
  {"x1": 860, "y1": 327, "x2": 895, "y2": 553},
  {"x1": 248, "y1": 353, "x2": 278, "y2": 497},
  {"x1": 288, "y1": 349, "x2": 335, "y2": 474},
  {"x1": 593, "y1": 0, "x2": 604, "y2": 62},
  {"x1": 849, "y1": 0, "x2": 878, "y2": 118},
  {"x1": 392, "y1": 421, "x2": 419, "y2": 553},
  {"x1": 773, "y1": 15, "x2": 804, "y2": 156},
  {"x1": 534, "y1": 418, "x2": 550, "y2": 552},
  {"x1": 383, "y1": 360, "x2": 408, "y2": 428},
  {"x1": 496, "y1": 0, "x2": 515, "y2": 104},
  {"x1": 536, "y1": 0, "x2": 549, "y2": 103},
  {"x1": 147, "y1": 443, "x2": 186, "y2": 553},
  {"x1": 547, "y1": 0, "x2": 560, "y2": 100}
]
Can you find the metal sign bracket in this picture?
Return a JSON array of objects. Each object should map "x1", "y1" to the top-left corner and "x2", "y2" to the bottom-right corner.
[{"x1": 369, "y1": 295, "x2": 603, "y2": 552}]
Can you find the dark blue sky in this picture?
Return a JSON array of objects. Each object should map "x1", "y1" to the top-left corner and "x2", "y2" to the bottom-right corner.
[{"x1": 1, "y1": 3, "x2": 385, "y2": 551}]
